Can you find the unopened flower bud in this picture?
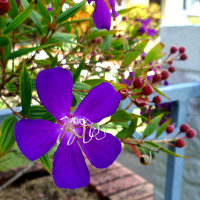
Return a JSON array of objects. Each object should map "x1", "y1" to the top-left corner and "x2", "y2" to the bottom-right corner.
[
  {"x1": 133, "y1": 78, "x2": 144, "y2": 89},
  {"x1": 180, "y1": 123, "x2": 190, "y2": 132},
  {"x1": 119, "y1": 89, "x2": 129, "y2": 100},
  {"x1": 168, "y1": 66, "x2": 176, "y2": 73},
  {"x1": 179, "y1": 46, "x2": 186, "y2": 54},
  {"x1": 153, "y1": 95, "x2": 162, "y2": 104},
  {"x1": 153, "y1": 73, "x2": 162, "y2": 83},
  {"x1": 175, "y1": 139, "x2": 185, "y2": 148},
  {"x1": 161, "y1": 70, "x2": 170, "y2": 80},
  {"x1": 142, "y1": 84, "x2": 154, "y2": 96},
  {"x1": 180, "y1": 54, "x2": 188, "y2": 60},
  {"x1": 186, "y1": 128, "x2": 197, "y2": 139},
  {"x1": 170, "y1": 46, "x2": 178, "y2": 54},
  {"x1": 0, "y1": 0, "x2": 10, "y2": 15},
  {"x1": 166, "y1": 125, "x2": 174, "y2": 134}
]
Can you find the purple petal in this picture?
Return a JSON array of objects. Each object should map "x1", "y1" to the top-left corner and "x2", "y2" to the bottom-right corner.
[
  {"x1": 108, "y1": 0, "x2": 118, "y2": 18},
  {"x1": 79, "y1": 129, "x2": 121, "y2": 168},
  {"x1": 93, "y1": 0, "x2": 111, "y2": 30},
  {"x1": 36, "y1": 67, "x2": 73, "y2": 120},
  {"x1": 129, "y1": 72, "x2": 134, "y2": 82},
  {"x1": 15, "y1": 119, "x2": 61, "y2": 161},
  {"x1": 73, "y1": 82, "x2": 121, "y2": 123},
  {"x1": 87, "y1": 0, "x2": 93, "y2": 3},
  {"x1": 138, "y1": 27, "x2": 146, "y2": 35},
  {"x1": 121, "y1": 78, "x2": 131, "y2": 86},
  {"x1": 147, "y1": 28, "x2": 156, "y2": 37},
  {"x1": 142, "y1": 18, "x2": 151, "y2": 26},
  {"x1": 52, "y1": 135, "x2": 90, "y2": 189}
]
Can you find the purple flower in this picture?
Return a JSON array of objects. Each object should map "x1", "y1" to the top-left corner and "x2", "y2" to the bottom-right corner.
[
  {"x1": 136, "y1": 18, "x2": 156, "y2": 37},
  {"x1": 15, "y1": 67, "x2": 121, "y2": 189},
  {"x1": 120, "y1": 72, "x2": 134, "y2": 87},
  {"x1": 88, "y1": 0, "x2": 118, "y2": 30}
]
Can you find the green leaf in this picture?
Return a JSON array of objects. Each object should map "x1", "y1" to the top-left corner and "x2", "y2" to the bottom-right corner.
[
  {"x1": 156, "y1": 119, "x2": 171, "y2": 138},
  {"x1": 143, "y1": 114, "x2": 163, "y2": 138},
  {"x1": 73, "y1": 82, "x2": 91, "y2": 91},
  {"x1": 73, "y1": 59, "x2": 85, "y2": 83},
  {"x1": 117, "y1": 6, "x2": 136, "y2": 15},
  {"x1": 7, "y1": 0, "x2": 18, "y2": 18},
  {"x1": 144, "y1": 141, "x2": 185, "y2": 158},
  {"x1": 56, "y1": 1, "x2": 86, "y2": 24},
  {"x1": 123, "y1": 38, "x2": 129, "y2": 52},
  {"x1": 153, "y1": 86, "x2": 170, "y2": 100},
  {"x1": 86, "y1": 30, "x2": 117, "y2": 40},
  {"x1": 4, "y1": 4, "x2": 35, "y2": 34},
  {"x1": 20, "y1": 62, "x2": 32, "y2": 116},
  {"x1": 115, "y1": 118, "x2": 138, "y2": 139},
  {"x1": 21, "y1": 0, "x2": 43, "y2": 35},
  {"x1": 5, "y1": 82, "x2": 17, "y2": 93},
  {"x1": 51, "y1": 32, "x2": 78, "y2": 45},
  {"x1": 39, "y1": 153, "x2": 52, "y2": 174},
  {"x1": 115, "y1": 128, "x2": 128, "y2": 139},
  {"x1": 50, "y1": 55, "x2": 58, "y2": 69},
  {"x1": 0, "y1": 115, "x2": 17, "y2": 156},
  {"x1": 122, "y1": 40, "x2": 149, "y2": 67},
  {"x1": 73, "y1": 92, "x2": 86, "y2": 105},
  {"x1": 37, "y1": 0, "x2": 51, "y2": 23},
  {"x1": 0, "y1": 36, "x2": 11, "y2": 47},
  {"x1": 27, "y1": 105, "x2": 48, "y2": 119},
  {"x1": 101, "y1": 35, "x2": 113, "y2": 51},
  {"x1": 84, "y1": 79, "x2": 107, "y2": 88},
  {"x1": 110, "y1": 83, "x2": 127, "y2": 91},
  {"x1": 54, "y1": 0, "x2": 61, "y2": 9},
  {"x1": 127, "y1": 118, "x2": 138, "y2": 137},
  {"x1": 111, "y1": 110, "x2": 134, "y2": 122},
  {"x1": 145, "y1": 42, "x2": 165, "y2": 63},
  {"x1": 8, "y1": 42, "x2": 58, "y2": 59}
]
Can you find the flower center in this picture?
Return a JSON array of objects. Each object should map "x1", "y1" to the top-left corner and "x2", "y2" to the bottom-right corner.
[{"x1": 56, "y1": 116, "x2": 106, "y2": 146}]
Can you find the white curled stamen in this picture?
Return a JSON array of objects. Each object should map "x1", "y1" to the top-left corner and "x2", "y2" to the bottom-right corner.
[{"x1": 57, "y1": 116, "x2": 106, "y2": 146}]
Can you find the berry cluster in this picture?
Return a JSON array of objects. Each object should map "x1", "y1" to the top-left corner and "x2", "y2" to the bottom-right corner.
[{"x1": 165, "y1": 123, "x2": 197, "y2": 148}]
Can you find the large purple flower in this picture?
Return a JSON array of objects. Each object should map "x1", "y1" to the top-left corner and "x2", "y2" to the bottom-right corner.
[
  {"x1": 15, "y1": 67, "x2": 121, "y2": 189},
  {"x1": 88, "y1": 0, "x2": 118, "y2": 30}
]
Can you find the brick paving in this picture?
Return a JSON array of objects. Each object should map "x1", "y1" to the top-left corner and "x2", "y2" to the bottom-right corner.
[{"x1": 88, "y1": 161, "x2": 154, "y2": 200}]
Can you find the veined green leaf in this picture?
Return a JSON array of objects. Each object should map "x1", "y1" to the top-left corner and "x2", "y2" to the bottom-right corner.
[
  {"x1": 122, "y1": 40, "x2": 149, "y2": 67},
  {"x1": 101, "y1": 35, "x2": 113, "y2": 51},
  {"x1": 156, "y1": 119, "x2": 172, "y2": 138},
  {"x1": 4, "y1": 4, "x2": 35, "y2": 34},
  {"x1": 153, "y1": 86, "x2": 170, "y2": 100},
  {"x1": 54, "y1": 0, "x2": 61, "y2": 9},
  {"x1": 144, "y1": 141, "x2": 185, "y2": 158},
  {"x1": 5, "y1": 82, "x2": 17, "y2": 93},
  {"x1": 8, "y1": 42, "x2": 58, "y2": 59},
  {"x1": 111, "y1": 110, "x2": 134, "y2": 122},
  {"x1": 37, "y1": 0, "x2": 51, "y2": 23},
  {"x1": 143, "y1": 114, "x2": 163, "y2": 138},
  {"x1": 7, "y1": 0, "x2": 18, "y2": 18},
  {"x1": 0, "y1": 36, "x2": 11, "y2": 47},
  {"x1": 117, "y1": 6, "x2": 136, "y2": 15},
  {"x1": 20, "y1": 62, "x2": 32, "y2": 116},
  {"x1": 21, "y1": 0, "x2": 43, "y2": 35},
  {"x1": 145, "y1": 42, "x2": 165, "y2": 63},
  {"x1": 0, "y1": 115, "x2": 17, "y2": 155},
  {"x1": 40, "y1": 153, "x2": 52, "y2": 174},
  {"x1": 56, "y1": 1, "x2": 86, "y2": 24},
  {"x1": 73, "y1": 59, "x2": 85, "y2": 83},
  {"x1": 86, "y1": 30, "x2": 117, "y2": 40}
]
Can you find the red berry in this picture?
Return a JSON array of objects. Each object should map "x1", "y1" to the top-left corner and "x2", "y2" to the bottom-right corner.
[
  {"x1": 142, "y1": 84, "x2": 154, "y2": 96},
  {"x1": 180, "y1": 54, "x2": 188, "y2": 60},
  {"x1": 133, "y1": 78, "x2": 144, "y2": 89},
  {"x1": 0, "y1": 0, "x2": 10, "y2": 15},
  {"x1": 175, "y1": 139, "x2": 185, "y2": 148},
  {"x1": 153, "y1": 73, "x2": 162, "y2": 83},
  {"x1": 91, "y1": 50, "x2": 97, "y2": 57},
  {"x1": 179, "y1": 46, "x2": 186, "y2": 54},
  {"x1": 153, "y1": 95, "x2": 162, "y2": 104},
  {"x1": 186, "y1": 128, "x2": 197, "y2": 138},
  {"x1": 135, "y1": 101, "x2": 147, "y2": 108},
  {"x1": 166, "y1": 125, "x2": 174, "y2": 134},
  {"x1": 161, "y1": 70, "x2": 170, "y2": 80},
  {"x1": 167, "y1": 61, "x2": 173, "y2": 65},
  {"x1": 168, "y1": 66, "x2": 176, "y2": 73},
  {"x1": 117, "y1": 34, "x2": 122, "y2": 38},
  {"x1": 119, "y1": 89, "x2": 129, "y2": 100},
  {"x1": 170, "y1": 46, "x2": 178, "y2": 54},
  {"x1": 180, "y1": 123, "x2": 190, "y2": 132},
  {"x1": 98, "y1": 56, "x2": 104, "y2": 62},
  {"x1": 122, "y1": 16, "x2": 127, "y2": 21}
]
